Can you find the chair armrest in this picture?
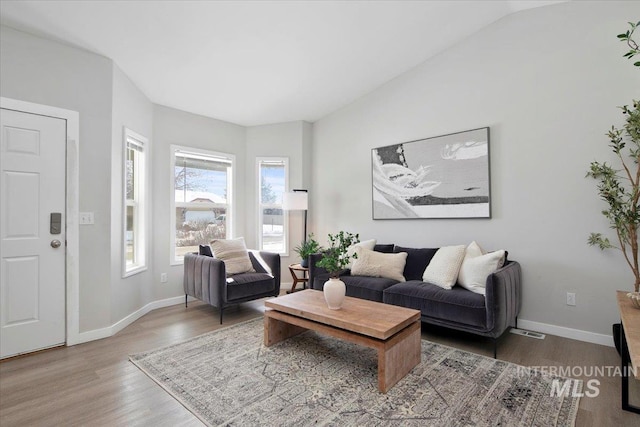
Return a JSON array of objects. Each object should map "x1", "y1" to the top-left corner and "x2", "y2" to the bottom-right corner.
[
  {"x1": 484, "y1": 260, "x2": 522, "y2": 337},
  {"x1": 184, "y1": 253, "x2": 226, "y2": 306},
  {"x1": 249, "y1": 250, "x2": 281, "y2": 294}
]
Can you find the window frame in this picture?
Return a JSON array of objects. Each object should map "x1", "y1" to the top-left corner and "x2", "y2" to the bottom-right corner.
[
  {"x1": 257, "y1": 157, "x2": 289, "y2": 256},
  {"x1": 122, "y1": 127, "x2": 148, "y2": 277},
  {"x1": 170, "y1": 145, "x2": 235, "y2": 265}
]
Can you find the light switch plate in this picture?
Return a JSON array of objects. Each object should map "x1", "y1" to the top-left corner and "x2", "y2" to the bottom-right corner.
[{"x1": 79, "y1": 212, "x2": 94, "y2": 225}]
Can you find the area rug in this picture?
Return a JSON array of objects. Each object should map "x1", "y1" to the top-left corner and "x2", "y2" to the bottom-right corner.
[{"x1": 129, "y1": 318, "x2": 580, "y2": 426}]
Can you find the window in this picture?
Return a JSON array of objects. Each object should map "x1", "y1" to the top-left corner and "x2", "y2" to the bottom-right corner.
[
  {"x1": 123, "y1": 128, "x2": 147, "y2": 276},
  {"x1": 258, "y1": 158, "x2": 288, "y2": 254},
  {"x1": 171, "y1": 146, "x2": 234, "y2": 263}
]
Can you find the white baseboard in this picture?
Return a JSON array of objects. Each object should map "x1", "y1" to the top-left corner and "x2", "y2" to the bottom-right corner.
[
  {"x1": 72, "y1": 296, "x2": 196, "y2": 345},
  {"x1": 72, "y1": 326, "x2": 112, "y2": 345},
  {"x1": 517, "y1": 319, "x2": 614, "y2": 348},
  {"x1": 72, "y1": 299, "x2": 615, "y2": 349}
]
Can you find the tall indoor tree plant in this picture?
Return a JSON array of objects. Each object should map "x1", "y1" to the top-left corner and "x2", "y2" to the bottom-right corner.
[{"x1": 587, "y1": 22, "x2": 640, "y2": 294}]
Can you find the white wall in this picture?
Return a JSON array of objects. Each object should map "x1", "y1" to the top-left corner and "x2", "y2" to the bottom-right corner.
[
  {"x1": 3, "y1": 0, "x2": 635, "y2": 345},
  {"x1": 311, "y1": 1, "x2": 640, "y2": 338},
  {"x1": 110, "y1": 64, "x2": 154, "y2": 324},
  {"x1": 0, "y1": 26, "x2": 114, "y2": 332},
  {"x1": 151, "y1": 105, "x2": 246, "y2": 301},
  {"x1": 245, "y1": 121, "x2": 312, "y2": 280}
]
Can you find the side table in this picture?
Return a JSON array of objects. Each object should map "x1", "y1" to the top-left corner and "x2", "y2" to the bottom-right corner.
[
  {"x1": 287, "y1": 263, "x2": 309, "y2": 294},
  {"x1": 617, "y1": 290, "x2": 640, "y2": 413}
]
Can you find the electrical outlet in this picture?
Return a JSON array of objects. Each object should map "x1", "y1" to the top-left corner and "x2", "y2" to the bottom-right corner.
[
  {"x1": 160, "y1": 273, "x2": 168, "y2": 283},
  {"x1": 566, "y1": 292, "x2": 576, "y2": 306}
]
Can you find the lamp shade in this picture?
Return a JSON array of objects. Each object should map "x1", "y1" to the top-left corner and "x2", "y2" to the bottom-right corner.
[{"x1": 282, "y1": 191, "x2": 308, "y2": 211}]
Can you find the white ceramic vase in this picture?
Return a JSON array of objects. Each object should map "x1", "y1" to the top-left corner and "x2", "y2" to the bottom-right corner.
[{"x1": 324, "y1": 278, "x2": 346, "y2": 310}]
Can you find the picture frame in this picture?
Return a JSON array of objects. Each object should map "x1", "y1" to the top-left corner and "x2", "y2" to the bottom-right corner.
[{"x1": 371, "y1": 127, "x2": 491, "y2": 219}]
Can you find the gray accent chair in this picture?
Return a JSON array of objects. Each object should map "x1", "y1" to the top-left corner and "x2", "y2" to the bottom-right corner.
[{"x1": 183, "y1": 250, "x2": 281, "y2": 323}]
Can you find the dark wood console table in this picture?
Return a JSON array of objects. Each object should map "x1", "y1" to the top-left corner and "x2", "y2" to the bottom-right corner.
[{"x1": 617, "y1": 290, "x2": 640, "y2": 414}]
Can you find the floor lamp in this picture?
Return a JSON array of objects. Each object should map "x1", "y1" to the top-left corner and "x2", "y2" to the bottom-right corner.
[{"x1": 283, "y1": 189, "x2": 308, "y2": 244}]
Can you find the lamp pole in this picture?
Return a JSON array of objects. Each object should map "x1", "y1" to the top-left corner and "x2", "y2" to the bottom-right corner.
[{"x1": 292, "y1": 189, "x2": 308, "y2": 244}]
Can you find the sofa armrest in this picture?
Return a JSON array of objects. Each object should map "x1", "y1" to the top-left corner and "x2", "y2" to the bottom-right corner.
[
  {"x1": 184, "y1": 253, "x2": 226, "y2": 307},
  {"x1": 484, "y1": 260, "x2": 521, "y2": 337},
  {"x1": 307, "y1": 253, "x2": 323, "y2": 290},
  {"x1": 309, "y1": 252, "x2": 332, "y2": 290},
  {"x1": 249, "y1": 250, "x2": 281, "y2": 294}
]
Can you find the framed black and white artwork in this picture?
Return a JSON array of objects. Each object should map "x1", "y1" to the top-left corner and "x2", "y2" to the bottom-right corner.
[{"x1": 371, "y1": 127, "x2": 491, "y2": 219}]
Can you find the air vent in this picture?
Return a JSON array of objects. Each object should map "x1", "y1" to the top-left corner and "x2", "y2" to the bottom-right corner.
[{"x1": 510, "y1": 328, "x2": 546, "y2": 339}]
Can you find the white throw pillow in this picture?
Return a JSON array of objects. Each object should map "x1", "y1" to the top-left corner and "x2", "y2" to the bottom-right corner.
[
  {"x1": 210, "y1": 237, "x2": 255, "y2": 276},
  {"x1": 351, "y1": 247, "x2": 407, "y2": 282},
  {"x1": 345, "y1": 239, "x2": 376, "y2": 269},
  {"x1": 422, "y1": 245, "x2": 466, "y2": 289},
  {"x1": 458, "y1": 241, "x2": 506, "y2": 295}
]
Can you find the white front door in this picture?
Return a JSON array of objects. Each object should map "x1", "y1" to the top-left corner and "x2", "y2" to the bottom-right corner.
[{"x1": 0, "y1": 108, "x2": 66, "y2": 358}]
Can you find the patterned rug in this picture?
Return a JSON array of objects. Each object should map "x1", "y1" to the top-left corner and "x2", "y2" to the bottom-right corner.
[{"x1": 129, "y1": 318, "x2": 580, "y2": 426}]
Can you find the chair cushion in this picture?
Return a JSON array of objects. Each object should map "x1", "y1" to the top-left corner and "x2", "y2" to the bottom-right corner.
[
  {"x1": 383, "y1": 281, "x2": 487, "y2": 329},
  {"x1": 210, "y1": 237, "x2": 255, "y2": 275},
  {"x1": 226, "y1": 272, "x2": 274, "y2": 301},
  {"x1": 393, "y1": 246, "x2": 438, "y2": 281},
  {"x1": 199, "y1": 244, "x2": 213, "y2": 257}
]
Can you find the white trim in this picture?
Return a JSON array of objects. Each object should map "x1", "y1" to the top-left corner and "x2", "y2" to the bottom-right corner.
[
  {"x1": 0, "y1": 97, "x2": 81, "y2": 348},
  {"x1": 170, "y1": 144, "x2": 236, "y2": 265},
  {"x1": 122, "y1": 127, "x2": 148, "y2": 277},
  {"x1": 517, "y1": 319, "x2": 614, "y2": 347},
  {"x1": 67, "y1": 296, "x2": 613, "y2": 347},
  {"x1": 73, "y1": 296, "x2": 197, "y2": 345},
  {"x1": 122, "y1": 265, "x2": 148, "y2": 278}
]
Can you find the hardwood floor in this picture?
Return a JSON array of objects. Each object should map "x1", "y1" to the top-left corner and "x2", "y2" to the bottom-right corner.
[{"x1": 1, "y1": 298, "x2": 638, "y2": 426}]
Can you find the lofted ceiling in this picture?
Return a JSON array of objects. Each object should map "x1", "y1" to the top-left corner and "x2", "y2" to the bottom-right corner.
[{"x1": 0, "y1": 1, "x2": 563, "y2": 126}]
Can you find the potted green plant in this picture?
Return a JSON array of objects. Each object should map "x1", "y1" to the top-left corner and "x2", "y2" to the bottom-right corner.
[
  {"x1": 587, "y1": 22, "x2": 640, "y2": 353},
  {"x1": 316, "y1": 231, "x2": 359, "y2": 309},
  {"x1": 587, "y1": 99, "x2": 640, "y2": 293},
  {"x1": 587, "y1": 22, "x2": 640, "y2": 294},
  {"x1": 293, "y1": 234, "x2": 323, "y2": 268}
]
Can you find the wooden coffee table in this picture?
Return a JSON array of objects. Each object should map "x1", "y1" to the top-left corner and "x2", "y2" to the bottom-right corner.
[{"x1": 264, "y1": 289, "x2": 421, "y2": 393}]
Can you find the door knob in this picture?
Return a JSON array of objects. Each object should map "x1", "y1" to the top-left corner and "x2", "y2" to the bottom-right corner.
[{"x1": 51, "y1": 240, "x2": 62, "y2": 248}]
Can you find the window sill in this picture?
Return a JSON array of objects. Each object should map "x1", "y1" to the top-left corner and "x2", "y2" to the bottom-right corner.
[{"x1": 123, "y1": 265, "x2": 148, "y2": 278}]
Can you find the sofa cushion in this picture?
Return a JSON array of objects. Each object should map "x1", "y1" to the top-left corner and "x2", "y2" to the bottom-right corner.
[
  {"x1": 458, "y1": 241, "x2": 506, "y2": 295},
  {"x1": 422, "y1": 245, "x2": 466, "y2": 289},
  {"x1": 345, "y1": 239, "x2": 376, "y2": 269},
  {"x1": 374, "y1": 244, "x2": 395, "y2": 253},
  {"x1": 383, "y1": 281, "x2": 487, "y2": 329},
  {"x1": 226, "y1": 272, "x2": 274, "y2": 300},
  {"x1": 210, "y1": 237, "x2": 255, "y2": 275},
  {"x1": 351, "y1": 247, "x2": 407, "y2": 282},
  {"x1": 393, "y1": 246, "x2": 438, "y2": 281},
  {"x1": 312, "y1": 272, "x2": 331, "y2": 290},
  {"x1": 341, "y1": 275, "x2": 398, "y2": 302}
]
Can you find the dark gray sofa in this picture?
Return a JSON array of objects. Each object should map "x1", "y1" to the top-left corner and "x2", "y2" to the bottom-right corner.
[{"x1": 309, "y1": 244, "x2": 521, "y2": 357}]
